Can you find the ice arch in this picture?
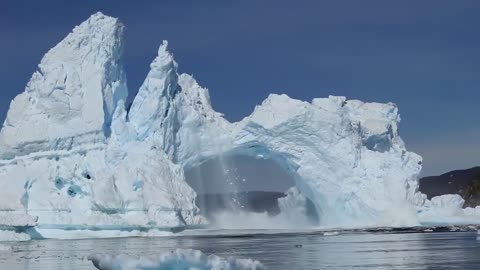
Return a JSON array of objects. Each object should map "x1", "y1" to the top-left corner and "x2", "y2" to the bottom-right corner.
[
  {"x1": 185, "y1": 153, "x2": 298, "y2": 219},
  {"x1": 127, "y1": 43, "x2": 425, "y2": 227}
]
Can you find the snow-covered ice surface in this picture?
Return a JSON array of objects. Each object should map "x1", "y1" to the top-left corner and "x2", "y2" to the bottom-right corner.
[
  {"x1": 88, "y1": 249, "x2": 264, "y2": 270},
  {"x1": 0, "y1": 12, "x2": 478, "y2": 241}
]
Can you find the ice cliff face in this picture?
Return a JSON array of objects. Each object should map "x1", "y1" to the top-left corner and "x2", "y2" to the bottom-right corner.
[
  {"x1": 0, "y1": 13, "x2": 127, "y2": 159},
  {"x1": 0, "y1": 13, "x2": 477, "y2": 240}
]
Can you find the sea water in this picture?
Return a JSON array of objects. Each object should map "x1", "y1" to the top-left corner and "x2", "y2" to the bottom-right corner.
[{"x1": 1, "y1": 230, "x2": 479, "y2": 269}]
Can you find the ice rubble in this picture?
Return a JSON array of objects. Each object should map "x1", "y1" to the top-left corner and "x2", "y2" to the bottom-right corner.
[
  {"x1": 88, "y1": 249, "x2": 264, "y2": 270},
  {"x1": 0, "y1": 12, "x2": 478, "y2": 240}
]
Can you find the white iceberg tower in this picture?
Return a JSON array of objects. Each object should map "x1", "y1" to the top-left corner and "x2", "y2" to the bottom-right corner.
[{"x1": 0, "y1": 13, "x2": 202, "y2": 240}]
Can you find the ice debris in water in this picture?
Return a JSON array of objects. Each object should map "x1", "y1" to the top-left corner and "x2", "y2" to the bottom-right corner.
[
  {"x1": 323, "y1": 231, "x2": 340, "y2": 236},
  {"x1": 88, "y1": 249, "x2": 264, "y2": 270},
  {"x1": 0, "y1": 243, "x2": 12, "y2": 252}
]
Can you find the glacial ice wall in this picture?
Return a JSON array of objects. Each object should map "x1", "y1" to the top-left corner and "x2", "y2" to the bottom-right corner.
[{"x1": 0, "y1": 12, "x2": 478, "y2": 240}]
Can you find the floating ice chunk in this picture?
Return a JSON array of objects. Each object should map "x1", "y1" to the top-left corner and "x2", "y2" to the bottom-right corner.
[
  {"x1": 418, "y1": 195, "x2": 480, "y2": 225},
  {"x1": 88, "y1": 249, "x2": 264, "y2": 270},
  {"x1": 0, "y1": 230, "x2": 31, "y2": 242}
]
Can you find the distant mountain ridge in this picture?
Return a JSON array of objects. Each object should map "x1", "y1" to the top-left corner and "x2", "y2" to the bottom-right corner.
[{"x1": 419, "y1": 167, "x2": 480, "y2": 207}]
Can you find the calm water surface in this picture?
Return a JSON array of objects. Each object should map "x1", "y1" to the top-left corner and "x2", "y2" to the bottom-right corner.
[{"x1": 1, "y1": 231, "x2": 479, "y2": 269}]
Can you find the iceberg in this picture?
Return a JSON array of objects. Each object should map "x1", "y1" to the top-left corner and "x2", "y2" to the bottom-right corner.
[
  {"x1": 0, "y1": 13, "x2": 203, "y2": 240},
  {"x1": 88, "y1": 249, "x2": 264, "y2": 270},
  {"x1": 0, "y1": 12, "x2": 478, "y2": 240}
]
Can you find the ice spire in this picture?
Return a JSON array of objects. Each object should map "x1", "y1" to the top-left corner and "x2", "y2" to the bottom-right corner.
[{"x1": 128, "y1": 40, "x2": 180, "y2": 145}]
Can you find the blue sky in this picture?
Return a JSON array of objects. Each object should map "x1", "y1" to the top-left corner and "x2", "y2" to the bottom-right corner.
[{"x1": 0, "y1": 0, "x2": 479, "y2": 176}]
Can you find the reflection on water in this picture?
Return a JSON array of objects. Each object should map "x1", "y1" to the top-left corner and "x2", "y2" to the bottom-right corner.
[{"x1": 1, "y1": 231, "x2": 479, "y2": 269}]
